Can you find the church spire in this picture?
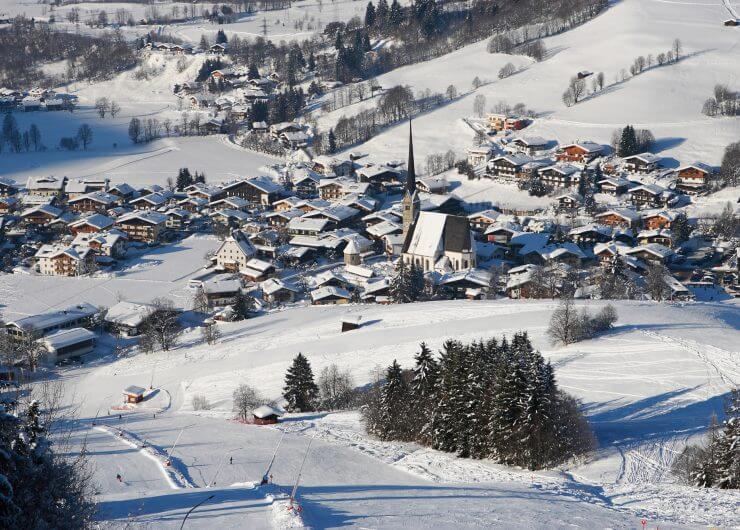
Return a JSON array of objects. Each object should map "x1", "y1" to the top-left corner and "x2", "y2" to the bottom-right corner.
[{"x1": 405, "y1": 120, "x2": 416, "y2": 194}]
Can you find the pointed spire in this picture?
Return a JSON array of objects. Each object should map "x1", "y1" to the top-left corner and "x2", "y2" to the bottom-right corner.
[{"x1": 406, "y1": 119, "x2": 416, "y2": 194}]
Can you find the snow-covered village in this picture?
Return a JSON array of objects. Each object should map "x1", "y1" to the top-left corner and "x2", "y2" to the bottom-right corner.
[{"x1": 0, "y1": 0, "x2": 739, "y2": 527}]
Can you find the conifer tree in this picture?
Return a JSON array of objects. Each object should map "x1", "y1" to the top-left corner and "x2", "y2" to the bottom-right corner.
[
  {"x1": 376, "y1": 360, "x2": 412, "y2": 440},
  {"x1": 390, "y1": 259, "x2": 413, "y2": 303},
  {"x1": 411, "y1": 342, "x2": 438, "y2": 442},
  {"x1": 429, "y1": 340, "x2": 463, "y2": 453},
  {"x1": 283, "y1": 353, "x2": 319, "y2": 412},
  {"x1": 365, "y1": 1, "x2": 376, "y2": 27}
]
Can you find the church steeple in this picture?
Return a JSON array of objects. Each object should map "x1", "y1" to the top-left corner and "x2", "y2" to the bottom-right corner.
[
  {"x1": 402, "y1": 119, "x2": 420, "y2": 239},
  {"x1": 405, "y1": 120, "x2": 416, "y2": 194}
]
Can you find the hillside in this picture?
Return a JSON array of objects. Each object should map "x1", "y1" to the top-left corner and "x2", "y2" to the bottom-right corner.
[{"x1": 56, "y1": 297, "x2": 740, "y2": 528}]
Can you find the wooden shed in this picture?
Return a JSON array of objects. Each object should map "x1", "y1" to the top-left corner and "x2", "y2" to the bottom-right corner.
[
  {"x1": 341, "y1": 315, "x2": 362, "y2": 332},
  {"x1": 123, "y1": 385, "x2": 146, "y2": 404},
  {"x1": 252, "y1": 405, "x2": 282, "y2": 425}
]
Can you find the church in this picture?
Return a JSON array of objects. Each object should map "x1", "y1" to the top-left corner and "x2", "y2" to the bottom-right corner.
[{"x1": 401, "y1": 123, "x2": 477, "y2": 273}]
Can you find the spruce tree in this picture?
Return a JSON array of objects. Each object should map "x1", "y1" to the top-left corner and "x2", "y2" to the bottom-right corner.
[
  {"x1": 365, "y1": 1, "x2": 376, "y2": 27},
  {"x1": 390, "y1": 259, "x2": 413, "y2": 303},
  {"x1": 377, "y1": 360, "x2": 412, "y2": 440},
  {"x1": 328, "y1": 128, "x2": 337, "y2": 153},
  {"x1": 411, "y1": 342, "x2": 439, "y2": 442},
  {"x1": 283, "y1": 353, "x2": 319, "y2": 412},
  {"x1": 429, "y1": 340, "x2": 463, "y2": 453}
]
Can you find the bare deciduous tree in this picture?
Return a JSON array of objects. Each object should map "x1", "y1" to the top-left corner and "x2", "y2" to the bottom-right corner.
[{"x1": 232, "y1": 383, "x2": 262, "y2": 421}]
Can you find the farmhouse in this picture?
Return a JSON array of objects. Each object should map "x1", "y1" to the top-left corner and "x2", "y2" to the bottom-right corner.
[
  {"x1": 115, "y1": 211, "x2": 167, "y2": 243},
  {"x1": 623, "y1": 153, "x2": 661, "y2": 174},
  {"x1": 69, "y1": 214, "x2": 115, "y2": 234},
  {"x1": 222, "y1": 177, "x2": 281, "y2": 205},
  {"x1": 104, "y1": 301, "x2": 153, "y2": 336},
  {"x1": 487, "y1": 154, "x2": 532, "y2": 181},
  {"x1": 675, "y1": 163, "x2": 714, "y2": 194},
  {"x1": 21, "y1": 204, "x2": 62, "y2": 225},
  {"x1": 539, "y1": 164, "x2": 580, "y2": 188},
  {"x1": 594, "y1": 209, "x2": 640, "y2": 229},
  {"x1": 35, "y1": 245, "x2": 93, "y2": 276},
  {"x1": 68, "y1": 191, "x2": 119, "y2": 213},
  {"x1": 555, "y1": 141, "x2": 603, "y2": 163},
  {"x1": 214, "y1": 233, "x2": 256, "y2": 271}
]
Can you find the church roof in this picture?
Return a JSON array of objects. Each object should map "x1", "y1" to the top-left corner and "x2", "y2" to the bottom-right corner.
[{"x1": 403, "y1": 212, "x2": 473, "y2": 257}]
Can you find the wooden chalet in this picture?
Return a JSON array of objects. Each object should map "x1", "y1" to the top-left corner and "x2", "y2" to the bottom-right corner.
[
  {"x1": 115, "y1": 211, "x2": 167, "y2": 243},
  {"x1": 594, "y1": 209, "x2": 639, "y2": 229},
  {"x1": 675, "y1": 163, "x2": 713, "y2": 194},
  {"x1": 68, "y1": 191, "x2": 119, "y2": 214},
  {"x1": 555, "y1": 141, "x2": 603, "y2": 163},
  {"x1": 643, "y1": 211, "x2": 678, "y2": 230},
  {"x1": 623, "y1": 153, "x2": 661, "y2": 174},
  {"x1": 487, "y1": 154, "x2": 532, "y2": 181},
  {"x1": 222, "y1": 177, "x2": 281, "y2": 206},
  {"x1": 69, "y1": 214, "x2": 115, "y2": 234},
  {"x1": 539, "y1": 165, "x2": 580, "y2": 188}
]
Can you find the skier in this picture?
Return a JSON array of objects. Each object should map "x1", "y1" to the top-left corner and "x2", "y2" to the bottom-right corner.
[
  {"x1": 116, "y1": 474, "x2": 122, "y2": 483},
  {"x1": 229, "y1": 456, "x2": 233, "y2": 465}
]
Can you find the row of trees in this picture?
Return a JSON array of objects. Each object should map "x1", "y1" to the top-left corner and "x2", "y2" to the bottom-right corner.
[
  {"x1": 93, "y1": 97, "x2": 121, "y2": 119},
  {"x1": 59, "y1": 124, "x2": 93, "y2": 151},
  {"x1": 547, "y1": 298, "x2": 618, "y2": 345},
  {"x1": 1, "y1": 114, "x2": 43, "y2": 154},
  {"x1": 363, "y1": 334, "x2": 595, "y2": 469},
  {"x1": 611, "y1": 125, "x2": 655, "y2": 157}
]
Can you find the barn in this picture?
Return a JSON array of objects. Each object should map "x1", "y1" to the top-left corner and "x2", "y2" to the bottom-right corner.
[{"x1": 253, "y1": 405, "x2": 282, "y2": 425}]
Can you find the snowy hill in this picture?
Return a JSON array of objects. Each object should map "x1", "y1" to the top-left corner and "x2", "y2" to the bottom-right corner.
[{"x1": 54, "y1": 297, "x2": 740, "y2": 528}]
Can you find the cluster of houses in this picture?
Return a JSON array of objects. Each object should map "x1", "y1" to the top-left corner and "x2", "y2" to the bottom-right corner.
[{"x1": 0, "y1": 87, "x2": 78, "y2": 112}]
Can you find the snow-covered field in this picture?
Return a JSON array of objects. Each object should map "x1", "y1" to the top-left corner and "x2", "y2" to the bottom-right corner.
[{"x1": 47, "y1": 294, "x2": 740, "y2": 528}]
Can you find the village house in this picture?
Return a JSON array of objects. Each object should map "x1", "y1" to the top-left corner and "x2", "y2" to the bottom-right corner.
[
  {"x1": 312, "y1": 155, "x2": 353, "y2": 177},
  {"x1": 292, "y1": 171, "x2": 322, "y2": 198},
  {"x1": 266, "y1": 208, "x2": 303, "y2": 228},
  {"x1": 318, "y1": 178, "x2": 370, "y2": 200},
  {"x1": 186, "y1": 183, "x2": 225, "y2": 202},
  {"x1": 129, "y1": 191, "x2": 172, "y2": 210},
  {"x1": 178, "y1": 196, "x2": 209, "y2": 213},
  {"x1": 629, "y1": 184, "x2": 673, "y2": 208},
  {"x1": 21, "y1": 204, "x2": 62, "y2": 226},
  {"x1": 467, "y1": 210, "x2": 501, "y2": 232},
  {"x1": 288, "y1": 216, "x2": 331, "y2": 236},
  {"x1": 115, "y1": 211, "x2": 167, "y2": 243},
  {"x1": 0, "y1": 177, "x2": 19, "y2": 196},
  {"x1": 466, "y1": 146, "x2": 494, "y2": 167},
  {"x1": 273, "y1": 196, "x2": 306, "y2": 212},
  {"x1": 556, "y1": 191, "x2": 583, "y2": 212},
  {"x1": 598, "y1": 176, "x2": 631, "y2": 196},
  {"x1": 569, "y1": 224, "x2": 613, "y2": 246},
  {"x1": 165, "y1": 208, "x2": 190, "y2": 230},
  {"x1": 69, "y1": 213, "x2": 115, "y2": 234},
  {"x1": 222, "y1": 177, "x2": 282, "y2": 206},
  {"x1": 594, "y1": 209, "x2": 640, "y2": 229},
  {"x1": 625, "y1": 243, "x2": 673, "y2": 265},
  {"x1": 35, "y1": 245, "x2": 94, "y2": 276},
  {"x1": 416, "y1": 177, "x2": 448, "y2": 195},
  {"x1": 510, "y1": 136, "x2": 548, "y2": 155},
  {"x1": 249, "y1": 230, "x2": 281, "y2": 258},
  {"x1": 637, "y1": 229, "x2": 674, "y2": 248},
  {"x1": 539, "y1": 164, "x2": 581, "y2": 188},
  {"x1": 487, "y1": 154, "x2": 532, "y2": 182},
  {"x1": 202, "y1": 278, "x2": 242, "y2": 307},
  {"x1": 241, "y1": 257, "x2": 275, "y2": 282},
  {"x1": 310, "y1": 286, "x2": 351, "y2": 305},
  {"x1": 72, "y1": 231, "x2": 127, "y2": 259},
  {"x1": 555, "y1": 141, "x2": 603, "y2": 163},
  {"x1": 108, "y1": 183, "x2": 136, "y2": 202},
  {"x1": 675, "y1": 163, "x2": 714, "y2": 194},
  {"x1": 261, "y1": 278, "x2": 300, "y2": 304},
  {"x1": 209, "y1": 196, "x2": 250, "y2": 212},
  {"x1": 68, "y1": 191, "x2": 119, "y2": 214},
  {"x1": 0, "y1": 196, "x2": 19, "y2": 214},
  {"x1": 487, "y1": 113, "x2": 526, "y2": 132},
  {"x1": 214, "y1": 233, "x2": 256, "y2": 272},
  {"x1": 643, "y1": 210, "x2": 679, "y2": 230},
  {"x1": 211, "y1": 209, "x2": 250, "y2": 227},
  {"x1": 64, "y1": 178, "x2": 109, "y2": 199},
  {"x1": 27, "y1": 176, "x2": 66, "y2": 199},
  {"x1": 623, "y1": 153, "x2": 661, "y2": 174}
]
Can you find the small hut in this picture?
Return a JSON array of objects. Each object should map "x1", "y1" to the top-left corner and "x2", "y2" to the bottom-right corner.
[
  {"x1": 252, "y1": 405, "x2": 282, "y2": 425},
  {"x1": 723, "y1": 18, "x2": 739, "y2": 26},
  {"x1": 341, "y1": 315, "x2": 362, "y2": 332},
  {"x1": 123, "y1": 385, "x2": 146, "y2": 404}
]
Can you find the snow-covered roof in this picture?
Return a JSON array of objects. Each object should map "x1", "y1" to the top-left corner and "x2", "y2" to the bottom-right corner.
[
  {"x1": 624, "y1": 152, "x2": 660, "y2": 164},
  {"x1": 202, "y1": 278, "x2": 242, "y2": 295},
  {"x1": 288, "y1": 217, "x2": 330, "y2": 232},
  {"x1": 116, "y1": 211, "x2": 167, "y2": 225},
  {"x1": 261, "y1": 278, "x2": 299, "y2": 295},
  {"x1": 123, "y1": 385, "x2": 146, "y2": 396},
  {"x1": 626, "y1": 243, "x2": 673, "y2": 259},
  {"x1": 69, "y1": 213, "x2": 115, "y2": 230},
  {"x1": 253, "y1": 405, "x2": 282, "y2": 419},
  {"x1": 40, "y1": 328, "x2": 95, "y2": 350},
  {"x1": 8, "y1": 303, "x2": 98, "y2": 332},
  {"x1": 105, "y1": 301, "x2": 153, "y2": 328},
  {"x1": 595, "y1": 209, "x2": 640, "y2": 222},
  {"x1": 405, "y1": 211, "x2": 447, "y2": 257},
  {"x1": 310, "y1": 286, "x2": 351, "y2": 301}
]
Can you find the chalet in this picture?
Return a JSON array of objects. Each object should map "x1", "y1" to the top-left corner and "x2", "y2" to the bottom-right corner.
[
  {"x1": 556, "y1": 191, "x2": 583, "y2": 211},
  {"x1": 68, "y1": 191, "x2": 118, "y2": 213},
  {"x1": 280, "y1": 131, "x2": 310, "y2": 149},
  {"x1": 593, "y1": 242, "x2": 629, "y2": 264},
  {"x1": 281, "y1": 245, "x2": 315, "y2": 266},
  {"x1": 130, "y1": 191, "x2": 171, "y2": 210},
  {"x1": 202, "y1": 278, "x2": 242, "y2": 307},
  {"x1": 505, "y1": 266, "x2": 550, "y2": 299},
  {"x1": 555, "y1": 141, "x2": 603, "y2": 163},
  {"x1": 623, "y1": 153, "x2": 661, "y2": 174},
  {"x1": 466, "y1": 146, "x2": 494, "y2": 167},
  {"x1": 318, "y1": 178, "x2": 370, "y2": 200},
  {"x1": 366, "y1": 220, "x2": 402, "y2": 240},
  {"x1": 675, "y1": 163, "x2": 714, "y2": 194},
  {"x1": 69, "y1": 213, "x2": 115, "y2": 234},
  {"x1": 108, "y1": 183, "x2": 136, "y2": 201},
  {"x1": 214, "y1": 233, "x2": 256, "y2": 272},
  {"x1": 221, "y1": 177, "x2": 281, "y2": 206},
  {"x1": 21, "y1": 204, "x2": 62, "y2": 225},
  {"x1": 626, "y1": 243, "x2": 673, "y2": 265},
  {"x1": 178, "y1": 196, "x2": 209, "y2": 213},
  {"x1": 5, "y1": 303, "x2": 98, "y2": 340},
  {"x1": 467, "y1": 210, "x2": 501, "y2": 232},
  {"x1": 39, "y1": 328, "x2": 96, "y2": 362},
  {"x1": 484, "y1": 223, "x2": 521, "y2": 245},
  {"x1": 292, "y1": 170, "x2": 322, "y2": 197},
  {"x1": 252, "y1": 405, "x2": 281, "y2": 425},
  {"x1": 249, "y1": 230, "x2": 281, "y2": 258},
  {"x1": 511, "y1": 136, "x2": 548, "y2": 155},
  {"x1": 211, "y1": 209, "x2": 250, "y2": 226},
  {"x1": 416, "y1": 177, "x2": 448, "y2": 194},
  {"x1": 361, "y1": 278, "x2": 391, "y2": 303},
  {"x1": 594, "y1": 209, "x2": 640, "y2": 229},
  {"x1": 403, "y1": 212, "x2": 476, "y2": 273},
  {"x1": 569, "y1": 224, "x2": 612, "y2": 246},
  {"x1": 273, "y1": 196, "x2": 305, "y2": 212},
  {"x1": 35, "y1": 245, "x2": 93, "y2": 276},
  {"x1": 27, "y1": 176, "x2": 66, "y2": 199},
  {"x1": 310, "y1": 286, "x2": 351, "y2": 305},
  {"x1": 72, "y1": 231, "x2": 127, "y2": 258},
  {"x1": 643, "y1": 212, "x2": 679, "y2": 233},
  {"x1": 115, "y1": 211, "x2": 167, "y2": 243},
  {"x1": 0, "y1": 177, "x2": 19, "y2": 196},
  {"x1": 0, "y1": 196, "x2": 19, "y2": 214},
  {"x1": 312, "y1": 155, "x2": 353, "y2": 177},
  {"x1": 186, "y1": 184, "x2": 225, "y2": 202},
  {"x1": 139, "y1": 184, "x2": 164, "y2": 196},
  {"x1": 261, "y1": 278, "x2": 300, "y2": 304},
  {"x1": 487, "y1": 154, "x2": 532, "y2": 181},
  {"x1": 629, "y1": 184, "x2": 671, "y2": 208},
  {"x1": 241, "y1": 258, "x2": 275, "y2": 282},
  {"x1": 165, "y1": 208, "x2": 190, "y2": 229},
  {"x1": 539, "y1": 165, "x2": 580, "y2": 188},
  {"x1": 340, "y1": 194, "x2": 377, "y2": 214},
  {"x1": 304, "y1": 205, "x2": 359, "y2": 228},
  {"x1": 439, "y1": 269, "x2": 493, "y2": 298},
  {"x1": 188, "y1": 94, "x2": 215, "y2": 109},
  {"x1": 209, "y1": 43, "x2": 227, "y2": 54},
  {"x1": 65, "y1": 178, "x2": 108, "y2": 198},
  {"x1": 538, "y1": 243, "x2": 587, "y2": 267},
  {"x1": 288, "y1": 217, "x2": 330, "y2": 236},
  {"x1": 270, "y1": 122, "x2": 303, "y2": 141},
  {"x1": 266, "y1": 209, "x2": 303, "y2": 228},
  {"x1": 598, "y1": 176, "x2": 631, "y2": 196},
  {"x1": 203, "y1": 118, "x2": 224, "y2": 135},
  {"x1": 356, "y1": 165, "x2": 401, "y2": 189},
  {"x1": 638, "y1": 229, "x2": 674, "y2": 247}
]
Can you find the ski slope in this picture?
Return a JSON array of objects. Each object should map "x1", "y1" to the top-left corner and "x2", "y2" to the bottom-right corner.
[{"x1": 51, "y1": 297, "x2": 740, "y2": 528}]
